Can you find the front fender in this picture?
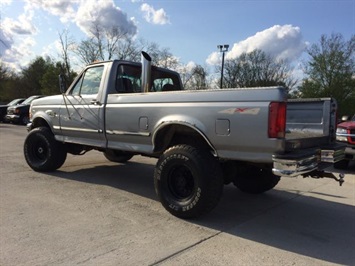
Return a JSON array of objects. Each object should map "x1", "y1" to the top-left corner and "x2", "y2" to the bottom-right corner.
[{"x1": 30, "y1": 110, "x2": 57, "y2": 134}]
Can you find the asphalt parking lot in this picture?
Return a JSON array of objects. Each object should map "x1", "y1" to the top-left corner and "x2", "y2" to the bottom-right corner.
[{"x1": 1, "y1": 123, "x2": 354, "y2": 266}]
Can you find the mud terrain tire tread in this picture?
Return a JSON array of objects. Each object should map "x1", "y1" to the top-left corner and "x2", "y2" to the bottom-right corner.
[
  {"x1": 24, "y1": 127, "x2": 67, "y2": 172},
  {"x1": 154, "y1": 144, "x2": 223, "y2": 219}
]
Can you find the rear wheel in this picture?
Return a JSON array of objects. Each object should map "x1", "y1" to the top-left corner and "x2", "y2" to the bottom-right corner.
[
  {"x1": 24, "y1": 127, "x2": 67, "y2": 172},
  {"x1": 154, "y1": 144, "x2": 223, "y2": 218}
]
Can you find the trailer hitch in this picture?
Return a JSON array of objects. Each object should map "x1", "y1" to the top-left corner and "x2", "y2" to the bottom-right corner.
[{"x1": 302, "y1": 171, "x2": 345, "y2": 186}]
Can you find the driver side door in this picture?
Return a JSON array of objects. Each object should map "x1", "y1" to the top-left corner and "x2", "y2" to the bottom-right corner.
[{"x1": 59, "y1": 65, "x2": 106, "y2": 147}]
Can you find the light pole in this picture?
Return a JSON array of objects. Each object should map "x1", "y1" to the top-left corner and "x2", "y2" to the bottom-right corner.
[{"x1": 217, "y1": 44, "x2": 229, "y2": 89}]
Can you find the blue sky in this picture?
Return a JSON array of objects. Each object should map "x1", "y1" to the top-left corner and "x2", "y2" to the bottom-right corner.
[{"x1": 1, "y1": 0, "x2": 354, "y2": 76}]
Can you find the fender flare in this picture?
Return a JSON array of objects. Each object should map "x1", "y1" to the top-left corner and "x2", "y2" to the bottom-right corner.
[
  {"x1": 30, "y1": 111, "x2": 56, "y2": 133},
  {"x1": 152, "y1": 118, "x2": 217, "y2": 156}
]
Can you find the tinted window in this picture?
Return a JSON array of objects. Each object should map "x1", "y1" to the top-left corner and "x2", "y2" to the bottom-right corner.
[
  {"x1": 116, "y1": 64, "x2": 142, "y2": 93},
  {"x1": 112, "y1": 64, "x2": 182, "y2": 94}
]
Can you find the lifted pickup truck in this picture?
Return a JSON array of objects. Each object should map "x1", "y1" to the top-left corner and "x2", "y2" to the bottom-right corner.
[{"x1": 24, "y1": 52, "x2": 345, "y2": 218}]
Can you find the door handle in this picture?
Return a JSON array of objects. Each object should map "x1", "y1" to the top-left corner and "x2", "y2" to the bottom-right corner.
[{"x1": 90, "y1": 99, "x2": 101, "y2": 106}]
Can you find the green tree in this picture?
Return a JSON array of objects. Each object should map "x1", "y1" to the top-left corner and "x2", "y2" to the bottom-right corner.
[
  {"x1": 39, "y1": 59, "x2": 77, "y2": 95},
  {"x1": 0, "y1": 62, "x2": 9, "y2": 102},
  {"x1": 0, "y1": 62, "x2": 22, "y2": 102},
  {"x1": 20, "y1": 56, "x2": 52, "y2": 96},
  {"x1": 40, "y1": 62, "x2": 63, "y2": 95},
  {"x1": 298, "y1": 33, "x2": 355, "y2": 116}
]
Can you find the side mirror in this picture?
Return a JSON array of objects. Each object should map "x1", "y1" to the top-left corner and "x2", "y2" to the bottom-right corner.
[{"x1": 59, "y1": 74, "x2": 67, "y2": 93}]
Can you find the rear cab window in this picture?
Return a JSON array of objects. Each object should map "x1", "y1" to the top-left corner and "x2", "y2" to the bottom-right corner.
[{"x1": 112, "y1": 64, "x2": 182, "y2": 94}]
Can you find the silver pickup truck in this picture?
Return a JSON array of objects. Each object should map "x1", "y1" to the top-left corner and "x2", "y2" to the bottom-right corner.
[{"x1": 24, "y1": 52, "x2": 345, "y2": 218}]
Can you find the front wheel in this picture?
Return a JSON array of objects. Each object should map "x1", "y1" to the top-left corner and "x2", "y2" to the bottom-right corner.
[
  {"x1": 154, "y1": 144, "x2": 223, "y2": 219},
  {"x1": 24, "y1": 127, "x2": 67, "y2": 172}
]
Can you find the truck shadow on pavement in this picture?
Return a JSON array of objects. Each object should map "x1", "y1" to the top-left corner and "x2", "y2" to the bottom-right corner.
[
  {"x1": 49, "y1": 160, "x2": 355, "y2": 265},
  {"x1": 203, "y1": 185, "x2": 354, "y2": 265},
  {"x1": 54, "y1": 161, "x2": 158, "y2": 200},
  {"x1": 330, "y1": 160, "x2": 355, "y2": 175}
]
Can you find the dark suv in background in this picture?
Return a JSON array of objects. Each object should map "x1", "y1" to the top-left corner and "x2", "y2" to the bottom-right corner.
[
  {"x1": 5, "y1": 95, "x2": 45, "y2": 125},
  {"x1": 0, "y1": 98, "x2": 25, "y2": 122}
]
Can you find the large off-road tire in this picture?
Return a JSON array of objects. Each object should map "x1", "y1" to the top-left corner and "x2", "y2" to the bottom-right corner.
[
  {"x1": 103, "y1": 149, "x2": 134, "y2": 163},
  {"x1": 154, "y1": 144, "x2": 223, "y2": 219},
  {"x1": 24, "y1": 127, "x2": 67, "y2": 172},
  {"x1": 233, "y1": 166, "x2": 280, "y2": 194}
]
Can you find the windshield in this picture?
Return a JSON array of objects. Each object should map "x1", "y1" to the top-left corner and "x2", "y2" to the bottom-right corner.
[
  {"x1": 7, "y1": 99, "x2": 22, "y2": 106},
  {"x1": 22, "y1": 96, "x2": 38, "y2": 105}
]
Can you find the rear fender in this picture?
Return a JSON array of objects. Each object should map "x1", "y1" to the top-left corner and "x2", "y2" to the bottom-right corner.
[{"x1": 152, "y1": 116, "x2": 216, "y2": 155}]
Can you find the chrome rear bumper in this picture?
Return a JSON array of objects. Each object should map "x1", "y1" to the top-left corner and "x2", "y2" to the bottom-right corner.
[{"x1": 272, "y1": 144, "x2": 345, "y2": 177}]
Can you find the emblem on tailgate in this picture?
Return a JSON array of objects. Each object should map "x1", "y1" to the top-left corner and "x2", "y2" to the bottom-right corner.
[{"x1": 218, "y1": 108, "x2": 260, "y2": 115}]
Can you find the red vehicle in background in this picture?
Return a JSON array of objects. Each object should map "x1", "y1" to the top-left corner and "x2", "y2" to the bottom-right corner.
[{"x1": 335, "y1": 114, "x2": 355, "y2": 169}]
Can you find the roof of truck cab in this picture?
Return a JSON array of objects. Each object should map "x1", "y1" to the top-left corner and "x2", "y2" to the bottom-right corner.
[
  {"x1": 87, "y1": 59, "x2": 138, "y2": 66},
  {"x1": 86, "y1": 59, "x2": 179, "y2": 75}
]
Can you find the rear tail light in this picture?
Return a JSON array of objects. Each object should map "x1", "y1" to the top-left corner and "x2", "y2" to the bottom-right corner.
[{"x1": 268, "y1": 102, "x2": 286, "y2": 138}]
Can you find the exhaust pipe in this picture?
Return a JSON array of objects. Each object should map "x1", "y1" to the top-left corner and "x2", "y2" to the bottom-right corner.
[{"x1": 141, "y1": 51, "x2": 152, "y2": 92}]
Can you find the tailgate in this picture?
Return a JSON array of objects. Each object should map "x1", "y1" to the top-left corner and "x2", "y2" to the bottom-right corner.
[
  {"x1": 273, "y1": 98, "x2": 346, "y2": 178},
  {"x1": 285, "y1": 98, "x2": 337, "y2": 151}
]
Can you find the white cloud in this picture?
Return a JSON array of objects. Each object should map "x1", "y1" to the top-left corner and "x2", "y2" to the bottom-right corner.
[
  {"x1": 176, "y1": 60, "x2": 195, "y2": 73},
  {"x1": 3, "y1": 15, "x2": 37, "y2": 36},
  {"x1": 24, "y1": 0, "x2": 137, "y2": 34},
  {"x1": 186, "y1": 61, "x2": 197, "y2": 71},
  {"x1": 2, "y1": 36, "x2": 36, "y2": 70},
  {"x1": 0, "y1": 0, "x2": 12, "y2": 7},
  {"x1": 1, "y1": 8, "x2": 37, "y2": 58},
  {"x1": 206, "y1": 51, "x2": 222, "y2": 66},
  {"x1": 40, "y1": 40, "x2": 61, "y2": 59},
  {"x1": 207, "y1": 25, "x2": 307, "y2": 65},
  {"x1": 0, "y1": 28, "x2": 13, "y2": 55},
  {"x1": 25, "y1": 0, "x2": 78, "y2": 23},
  {"x1": 2, "y1": 0, "x2": 138, "y2": 72},
  {"x1": 75, "y1": 0, "x2": 137, "y2": 37},
  {"x1": 141, "y1": 3, "x2": 170, "y2": 25}
]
